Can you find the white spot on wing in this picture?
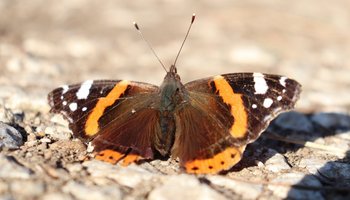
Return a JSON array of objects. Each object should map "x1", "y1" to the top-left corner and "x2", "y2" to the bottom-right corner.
[
  {"x1": 263, "y1": 98, "x2": 273, "y2": 108},
  {"x1": 76, "y1": 80, "x2": 93, "y2": 99},
  {"x1": 82, "y1": 107, "x2": 87, "y2": 111},
  {"x1": 62, "y1": 101, "x2": 67, "y2": 106},
  {"x1": 277, "y1": 96, "x2": 282, "y2": 101},
  {"x1": 252, "y1": 104, "x2": 257, "y2": 109},
  {"x1": 69, "y1": 102, "x2": 77, "y2": 111},
  {"x1": 253, "y1": 73, "x2": 268, "y2": 94},
  {"x1": 282, "y1": 89, "x2": 286, "y2": 93},
  {"x1": 131, "y1": 109, "x2": 136, "y2": 113},
  {"x1": 280, "y1": 77, "x2": 287, "y2": 87},
  {"x1": 62, "y1": 85, "x2": 69, "y2": 94}
]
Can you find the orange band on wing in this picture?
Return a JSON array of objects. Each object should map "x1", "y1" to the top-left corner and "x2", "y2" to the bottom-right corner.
[
  {"x1": 95, "y1": 149, "x2": 125, "y2": 164},
  {"x1": 85, "y1": 80, "x2": 130, "y2": 136},
  {"x1": 213, "y1": 76, "x2": 248, "y2": 138},
  {"x1": 184, "y1": 146, "x2": 245, "y2": 174},
  {"x1": 121, "y1": 154, "x2": 141, "y2": 166}
]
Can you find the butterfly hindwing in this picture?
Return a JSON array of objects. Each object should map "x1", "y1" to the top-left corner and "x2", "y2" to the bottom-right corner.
[
  {"x1": 174, "y1": 73, "x2": 301, "y2": 174},
  {"x1": 172, "y1": 92, "x2": 245, "y2": 174}
]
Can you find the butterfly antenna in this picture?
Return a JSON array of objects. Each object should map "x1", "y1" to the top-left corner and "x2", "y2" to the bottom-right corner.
[
  {"x1": 133, "y1": 21, "x2": 168, "y2": 73},
  {"x1": 173, "y1": 13, "x2": 196, "y2": 67}
]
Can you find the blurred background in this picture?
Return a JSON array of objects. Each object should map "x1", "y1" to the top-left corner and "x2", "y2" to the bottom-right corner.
[{"x1": 0, "y1": 0, "x2": 350, "y2": 113}]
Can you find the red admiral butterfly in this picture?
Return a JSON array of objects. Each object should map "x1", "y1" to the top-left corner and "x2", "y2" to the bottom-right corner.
[{"x1": 48, "y1": 14, "x2": 301, "y2": 174}]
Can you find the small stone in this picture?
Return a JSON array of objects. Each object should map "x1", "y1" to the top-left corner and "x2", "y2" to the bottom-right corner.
[
  {"x1": 27, "y1": 132, "x2": 37, "y2": 142},
  {"x1": 66, "y1": 163, "x2": 83, "y2": 173},
  {"x1": 264, "y1": 149, "x2": 291, "y2": 173},
  {"x1": 83, "y1": 160, "x2": 155, "y2": 188},
  {"x1": 273, "y1": 112, "x2": 313, "y2": 132},
  {"x1": 268, "y1": 172, "x2": 323, "y2": 199},
  {"x1": 41, "y1": 192, "x2": 74, "y2": 200},
  {"x1": 63, "y1": 181, "x2": 122, "y2": 200},
  {"x1": 337, "y1": 131, "x2": 350, "y2": 140},
  {"x1": 299, "y1": 158, "x2": 328, "y2": 174},
  {"x1": 44, "y1": 150, "x2": 53, "y2": 160},
  {"x1": 40, "y1": 137, "x2": 52, "y2": 143},
  {"x1": 0, "y1": 154, "x2": 32, "y2": 179},
  {"x1": 208, "y1": 175, "x2": 263, "y2": 199},
  {"x1": 0, "y1": 122, "x2": 24, "y2": 149},
  {"x1": 25, "y1": 152, "x2": 33, "y2": 158},
  {"x1": 256, "y1": 161, "x2": 265, "y2": 168},
  {"x1": 149, "y1": 174, "x2": 227, "y2": 200},
  {"x1": 26, "y1": 140, "x2": 39, "y2": 147},
  {"x1": 33, "y1": 117, "x2": 41, "y2": 126},
  {"x1": 45, "y1": 126, "x2": 72, "y2": 140},
  {"x1": 86, "y1": 142, "x2": 94, "y2": 153},
  {"x1": 44, "y1": 126, "x2": 55, "y2": 135},
  {"x1": 24, "y1": 125, "x2": 35, "y2": 135},
  {"x1": 10, "y1": 180, "x2": 45, "y2": 198}
]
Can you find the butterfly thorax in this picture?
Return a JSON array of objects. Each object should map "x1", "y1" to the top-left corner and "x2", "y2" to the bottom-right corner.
[{"x1": 154, "y1": 65, "x2": 188, "y2": 156}]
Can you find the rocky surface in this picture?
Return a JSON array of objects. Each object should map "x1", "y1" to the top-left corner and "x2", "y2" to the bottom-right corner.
[
  {"x1": 0, "y1": 122, "x2": 24, "y2": 149},
  {"x1": 0, "y1": 0, "x2": 350, "y2": 199}
]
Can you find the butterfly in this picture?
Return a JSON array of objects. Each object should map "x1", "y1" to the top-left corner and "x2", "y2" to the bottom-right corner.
[{"x1": 47, "y1": 14, "x2": 301, "y2": 174}]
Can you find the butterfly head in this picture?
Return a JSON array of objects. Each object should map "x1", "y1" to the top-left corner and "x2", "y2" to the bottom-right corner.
[
  {"x1": 160, "y1": 64, "x2": 186, "y2": 109},
  {"x1": 168, "y1": 64, "x2": 179, "y2": 77}
]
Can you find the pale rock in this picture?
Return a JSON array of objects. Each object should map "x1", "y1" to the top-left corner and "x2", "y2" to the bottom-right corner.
[
  {"x1": 83, "y1": 160, "x2": 155, "y2": 188},
  {"x1": 0, "y1": 155, "x2": 32, "y2": 179},
  {"x1": 149, "y1": 174, "x2": 227, "y2": 200},
  {"x1": 264, "y1": 149, "x2": 291, "y2": 173},
  {"x1": 298, "y1": 158, "x2": 328, "y2": 174},
  {"x1": 208, "y1": 175, "x2": 263, "y2": 199},
  {"x1": 66, "y1": 163, "x2": 83, "y2": 173},
  {"x1": 63, "y1": 181, "x2": 122, "y2": 200},
  {"x1": 268, "y1": 172, "x2": 323, "y2": 199},
  {"x1": 40, "y1": 137, "x2": 52, "y2": 143},
  {"x1": 10, "y1": 180, "x2": 45, "y2": 197},
  {"x1": 41, "y1": 192, "x2": 74, "y2": 200}
]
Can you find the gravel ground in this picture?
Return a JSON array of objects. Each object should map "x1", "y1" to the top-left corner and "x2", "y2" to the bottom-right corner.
[{"x1": 0, "y1": 0, "x2": 350, "y2": 199}]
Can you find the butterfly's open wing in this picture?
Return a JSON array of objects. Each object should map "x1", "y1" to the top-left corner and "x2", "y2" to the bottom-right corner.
[
  {"x1": 174, "y1": 73, "x2": 301, "y2": 174},
  {"x1": 48, "y1": 80, "x2": 160, "y2": 164}
]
